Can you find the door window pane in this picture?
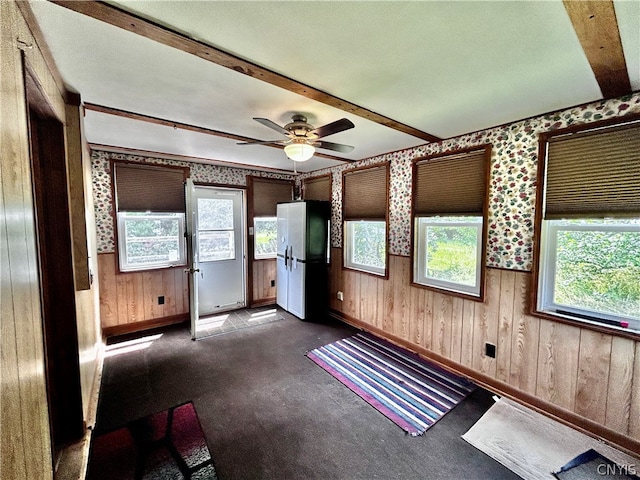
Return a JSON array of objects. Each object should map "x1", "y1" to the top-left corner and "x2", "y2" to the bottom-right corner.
[
  {"x1": 197, "y1": 197, "x2": 235, "y2": 262},
  {"x1": 198, "y1": 198, "x2": 234, "y2": 230},
  {"x1": 198, "y1": 231, "x2": 235, "y2": 262}
]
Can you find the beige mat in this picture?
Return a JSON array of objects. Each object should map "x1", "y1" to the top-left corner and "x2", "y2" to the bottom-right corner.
[{"x1": 462, "y1": 397, "x2": 638, "y2": 479}]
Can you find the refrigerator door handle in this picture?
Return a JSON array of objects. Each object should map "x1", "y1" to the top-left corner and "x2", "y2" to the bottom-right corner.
[
  {"x1": 284, "y1": 247, "x2": 288, "y2": 269},
  {"x1": 289, "y1": 245, "x2": 294, "y2": 270}
]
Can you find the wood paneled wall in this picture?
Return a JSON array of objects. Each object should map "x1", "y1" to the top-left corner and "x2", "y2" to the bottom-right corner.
[
  {"x1": 252, "y1": 259, "x2": 276, "y2": 305},
  {"x1": 2, "y1": 2, "x2": 63, "y2": 478},
  {"x1": 97, "y1": 253, "x2": 189, "y2": 334},
  {"x1": 69, "y1": 102, "x2": 102, "y2": 420},
  {"x1": 330, "y1": 249, "x2": 640, "y2": 454},
  {"x1": 65, "y1": 102, "x2": 92, "y2": 291},
  {"x1": 98, "y1": 255, "x2": 277, "y2": 330}
]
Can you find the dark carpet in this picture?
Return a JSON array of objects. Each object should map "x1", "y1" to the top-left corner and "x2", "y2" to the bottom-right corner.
[
  {"x1": 88, "y1": 402, "x2": 217, "y2": 479},
  {"x1": 93, "y1": 310, "x2": 521, "y2": 479}
]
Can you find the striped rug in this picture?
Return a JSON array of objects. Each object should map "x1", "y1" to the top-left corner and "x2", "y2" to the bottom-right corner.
[{"x1": 306, "y1": 332, "x2": 475, "y2": 436}]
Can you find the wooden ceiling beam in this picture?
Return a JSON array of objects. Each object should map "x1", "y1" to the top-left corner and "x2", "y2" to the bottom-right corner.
[
  {"x1": 84, "y1": 103, "x2": 355, "y2": 163},
  {"x1": 563, "y1": 0, "x2": 631, "y2": 99},
  {"x1": 52, "y1": 0, "x2": 440, "y2": 143},
  {"x1": 88, "y1": 144, "x2": 300, "y2": 174}
]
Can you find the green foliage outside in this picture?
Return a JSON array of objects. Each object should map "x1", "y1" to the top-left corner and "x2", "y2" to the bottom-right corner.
[
  {"x1": 198, "y1": 231, "x2": 234, "y2": 262},
  {"x1": 352, "y1": 221, "x2": 385, "y2": 268},
  {"x1": 426, "y1": 225, "x2": 478, "y2": 286},
  {"x1": 255, "y1": 218, "x2": 277, "y2": 257},
  {"x1": 124, "y1": 215, "x2": 181, "y2": 264},
  {"x1": 196, "y1": 198, "x2": 236, "y2": 261},
  {"x1": 554, "y1": 223, "x2": 640, "y2": 318},
  {"x1": 197, "y1": 198, "x2": 233, "y2": 230}
]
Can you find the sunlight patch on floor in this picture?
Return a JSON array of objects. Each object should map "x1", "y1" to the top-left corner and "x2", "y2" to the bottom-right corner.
[
  {"x1": 249, "y1": 309, "x2": 277, "y2": 322},
  {"x1": 198, "y1": 313, "x2": 230, "y2": 329},
  {"x1": 105, "y1": 333, "x2": 163, "y2": 357}
]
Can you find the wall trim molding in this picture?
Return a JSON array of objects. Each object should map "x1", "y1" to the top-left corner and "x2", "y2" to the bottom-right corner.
[
  {"x1": 329, "y1": 308, "x2": 640, "y2": 458},
  {"x1": 250, "y1": 297, "x2": 276, "y2": 308},
  {"x1": 103, "y1": 314, "x2": 188, "y2": 338}
]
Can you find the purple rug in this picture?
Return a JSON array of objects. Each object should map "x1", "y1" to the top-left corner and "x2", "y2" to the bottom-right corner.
[
  {"x1": 88, "y1": 402, "x2": 217, "y2": 479},
  {"x1": 307, "y1": 332, "x2": 475, "y2": 436}
]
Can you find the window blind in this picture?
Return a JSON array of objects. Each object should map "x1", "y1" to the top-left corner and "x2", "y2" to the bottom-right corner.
[
  {"x1": 114, "y1": 162, "x2": 186, "y2": 212},
  {"x1": 250, "y1": 177, "x2": 293, "y2": 217},
  {"x1": 343, "y1": 163, "x2": 388, "y2": 220},
  {"x1": 544, "y1": 121, "x2": 640, "y2": 219},
  {"x1": 302, "y1": 174, "x2": 331, "y2": 202},
  {"x1": 413, "y1": 148, "x2": 487, "y2": 216}
]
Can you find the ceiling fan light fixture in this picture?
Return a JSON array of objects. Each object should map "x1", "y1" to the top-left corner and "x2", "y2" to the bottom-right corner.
[{"x1": 284, "y1": 143, "x2": 314, "y2": 162}]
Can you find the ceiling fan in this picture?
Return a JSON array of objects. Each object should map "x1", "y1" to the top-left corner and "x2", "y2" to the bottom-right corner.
[{"x1": 238, "y1": 114, "x2": 355, "y2": 162}]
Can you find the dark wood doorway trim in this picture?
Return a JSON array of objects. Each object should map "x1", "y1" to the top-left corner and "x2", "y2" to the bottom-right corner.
[{"x1": 24, "y1": 60, "x2": 84, "y2": 461}]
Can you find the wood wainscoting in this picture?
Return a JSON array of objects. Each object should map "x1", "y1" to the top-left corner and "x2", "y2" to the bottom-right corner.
[
  {"x1": 251, "y1": 259, "x2": 276, "y2": 307},
  {"x1": 329, "y1": 248, "x2": 640, "y2": 455},
  {"x1": 98, "y1": 254, "x2": 278, "y2": 333},
  {"x1": 97, "y1": 253, "x2": 189, "y2": 336}
]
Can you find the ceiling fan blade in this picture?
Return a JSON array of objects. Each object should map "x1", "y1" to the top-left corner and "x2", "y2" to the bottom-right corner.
[
  {"x1": 315, "y1": 140, "x2": 354, "y2": 153},
  {"x1": 311, "y1": 118, "x2": 355, "y2": 138},
  {"x1": 237, "y1": 139, "x2": 285, "y2": 145},
  {"x1": 253, "y1": 117, "x2": 289, "y2": 136}
]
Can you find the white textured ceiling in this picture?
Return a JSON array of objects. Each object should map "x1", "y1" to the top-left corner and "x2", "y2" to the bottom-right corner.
[{"x1": 29, "y1": 0, "x2": 640, "y2": 173}]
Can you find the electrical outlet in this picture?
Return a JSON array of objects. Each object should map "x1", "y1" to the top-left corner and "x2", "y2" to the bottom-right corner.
[
  {"x1": 270, "y1": 279, "x2": 275, "y2": 287},
  {"x1": 485, "y1": 342, "x2": 496, "y2": 358},
  {"x1": 337, "y1": 291, "x2": 344, "y2": 301},
  {"x1": 158, "y1": 296, "x2": 165, "y2": 305}
]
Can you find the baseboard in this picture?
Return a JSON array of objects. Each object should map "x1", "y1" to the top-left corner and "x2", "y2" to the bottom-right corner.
[
  {"x1": 103, "y1": 313, "x2": 188, "y2": 337},
  {"x1": 86, "y1": 340, "x2": 105, "y2": 430},
  {"x1": 249, "y1": 297, "x2": 276, "y2": 308},
  {"x1": 54, "y1": 339, "x2": 105, "y2": 480},
  {"x1": 328, "y1": 308, "x2": 640, "y2": 458}
]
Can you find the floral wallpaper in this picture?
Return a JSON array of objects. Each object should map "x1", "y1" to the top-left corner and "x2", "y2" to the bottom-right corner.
[
  {"x1": 95, "y1": 94, "x2": 640, "y2": 265},
  {"x1": 92, "y1": 151, "x2": 294, "y2": 253},
  {"x1": 298, "y1": 92, "x2": 640, "y2": 271}
]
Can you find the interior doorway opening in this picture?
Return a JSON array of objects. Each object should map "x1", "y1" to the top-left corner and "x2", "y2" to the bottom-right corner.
[{"x1": 24, "y1": 63, "x2": 84, "y2": 464}]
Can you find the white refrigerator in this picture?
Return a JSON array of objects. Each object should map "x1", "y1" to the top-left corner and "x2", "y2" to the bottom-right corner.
[{"x1": 276, "y1": 201, "x2": 330, "y2": 320}]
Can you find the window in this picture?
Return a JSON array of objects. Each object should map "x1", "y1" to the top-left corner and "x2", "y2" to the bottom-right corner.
[
  {"x1": 342, "y1": 163, "x2": 389, "y2": 276},
  {"x1": 117, "y1": 212, "x2": 186, "y2": 271},
  {"x1": 538, "y1": 219, "x2": 640, "y2": 332},
  {"x1": 302, "y1": 174, "x2": 332, "y2": 263},
  {"x1": 411, "y1": 147, "x2": 489, "y2": 299},
  {"x1": 535, "y1": 118, "x2": 640, "y2": 334},
  {"x1": 254, "y1": 217, "x2": 277, "y2": 259},
  {"x1": 302, "y1": 174, "x2": 332, "y2": 201},
  {"x1": 414, "y1": 216, "x2": 483, "y2": 296},
  {"x1": 197, "y1": 197, "x2": 235, "y2": 262},
  {"x1": 344, "y1": 220, "x2": 386, "y2": 275},
  {"x1": 248, "y1": 176, "x2": 293, "y2": 262},
  {"x1": 113, "y1": 162, "x2": 188, "y2": 272}
]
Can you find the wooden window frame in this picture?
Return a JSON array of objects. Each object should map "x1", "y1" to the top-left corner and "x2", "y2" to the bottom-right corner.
[
  {"x1": 110, "y1": 159, "x2": 190, "y2": 274},
  {"x1": 409, "y1": 145, "x2": 491, "y2": 301},
  {"x1": 531, "y1": 114, "x2": 640, "y2": 339},
  {"x1": 246, "y1": 176, "x2": 294, "y2": 306},
  {"x1": 341, "y1": 162, "x2": 390, "y2": 278},
  {"x1": 302, "y1": 173, "x2": 332, "y2": 202}
]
